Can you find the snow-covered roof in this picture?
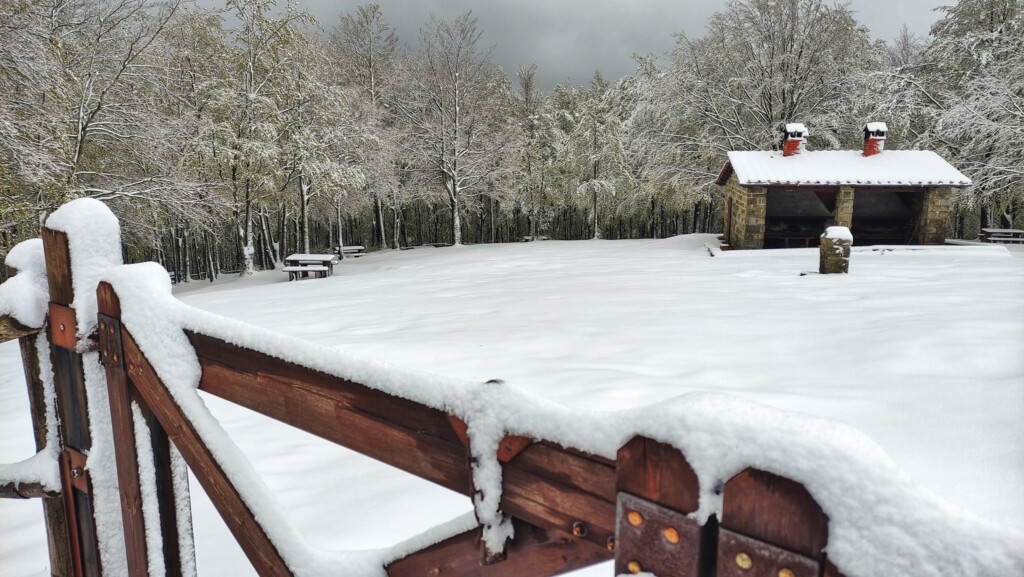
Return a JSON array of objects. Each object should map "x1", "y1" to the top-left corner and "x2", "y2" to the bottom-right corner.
[
  {"x1": 864, "y1": 122, "x2": 888, "y2": 133},
  {"x1": 718, "y1": 150, "x2": 971, "y2": 187}
]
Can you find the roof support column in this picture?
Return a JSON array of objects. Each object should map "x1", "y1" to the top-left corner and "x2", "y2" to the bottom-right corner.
[
  {"x1": 914, "y1": 187, "x2": 952, "y2": 244},
  {"x1": 835, "y1": 186, "x2": 855, "y2": 229}
]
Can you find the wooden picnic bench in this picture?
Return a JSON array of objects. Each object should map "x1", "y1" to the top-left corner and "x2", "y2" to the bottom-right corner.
[
  {"x1": 334, "y1": 245, "x2": 366, "y2": 258},
  {"x1": 282, "y1": 253, "x2": 338, "y2": 281},
  {"x1": 980, "y1": 228, "x2": 1024, "y2": 244}
]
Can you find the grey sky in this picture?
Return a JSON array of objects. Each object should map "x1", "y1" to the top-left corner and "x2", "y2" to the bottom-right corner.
[{"x1": 289, "y1": 0, "x2": 949, "y2": 88}]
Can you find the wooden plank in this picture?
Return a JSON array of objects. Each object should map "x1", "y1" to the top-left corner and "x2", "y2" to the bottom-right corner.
[
  {"x1": 98, "y1": 282, "x2": 191, "y2": 576},
  {"x1": 121, "y1": 329, "x2": 293, "y2": 576},
  {"x1": 104, "y1": 358, "x2": 149, "y2": 576},
  {"x1": 0, "y1": 315, "x2": 39, "y2": 344},
  {"x1": 197, "y1": 360, "x2": 472, "y2": 494},
  {"x1": 720, "y1": 468, "x2": 829, "y2": 559},
  {"x1": 386, "y1": 518, "x2": 610, "y2": 577},
  {"x1": 17, "y1": 330, "x2": 73, "y2": 576},
  {"x1": 614, "y1": 436, "x2": 710, "y2": 577},
  {"x1": 43, "y1": 226, "x2": 101, "y2": 577},
  {"x1": 616, "y1": 437, "x2": 700, "y2": 514},
  {"x1": 189, "y1": 332, "x2": 462, "y2": 445},
  {"x1": 0, "y1": 479, "x2": 60, "y2": 499},
  {"x1": 509, "y1": 443, "x2": 616, "y2": 503},
  {"x1": 500, "y1": 465, "x2": 616, "y2": 549},
  {"x1": 42, "y1": 228, "x2": 74, "y2": 305}
]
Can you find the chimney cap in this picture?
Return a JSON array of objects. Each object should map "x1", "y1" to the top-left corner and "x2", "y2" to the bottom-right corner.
[
  {"x1": 864, "y1": 122, "x2": 888, "y2": 138},
  {"x1": 781, "y1": 122, "x2": 808, "y2": 139}
]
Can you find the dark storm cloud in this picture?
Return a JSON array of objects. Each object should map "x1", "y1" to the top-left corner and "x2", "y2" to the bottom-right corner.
[{"x1": 270, "y1": 0, "x2": 949, "y2": 88}]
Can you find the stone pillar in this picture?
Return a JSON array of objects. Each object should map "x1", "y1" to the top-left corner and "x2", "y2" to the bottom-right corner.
[
  {"x1": 820, "y1": 226, "x2": 852, "y2": 274},
  {"x1": 742, "y1": 186, "x2": 767, "y2": 249},
  {"x1": 915, "y1": 187, "x2": 952, "y2": 244},
  {"x1": 835, "y1": 186, "x2": 855, "y2": 228}
]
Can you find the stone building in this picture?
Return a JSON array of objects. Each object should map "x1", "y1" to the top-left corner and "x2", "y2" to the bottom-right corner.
[{"x1": 716, "y1": 123, "x2": 971, "y2": 249}]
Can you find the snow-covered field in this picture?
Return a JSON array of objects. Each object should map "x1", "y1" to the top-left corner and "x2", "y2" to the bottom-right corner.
[{"x1": 3, "y1": 236, "x2": 1023, "y2": 576}]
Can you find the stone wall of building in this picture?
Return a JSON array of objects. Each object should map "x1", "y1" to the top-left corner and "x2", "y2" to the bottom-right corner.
[
  {"x1": 914, "y1": 186, "x2": 952, "y2": 244},
  {"x1": 724, "y1": 174, "x2": 766, "y2": 249}
]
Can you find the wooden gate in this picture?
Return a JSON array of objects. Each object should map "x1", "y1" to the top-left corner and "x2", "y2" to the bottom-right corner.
[{"x1": 2, "y1": 212, "x2": 848, "y2": 577}]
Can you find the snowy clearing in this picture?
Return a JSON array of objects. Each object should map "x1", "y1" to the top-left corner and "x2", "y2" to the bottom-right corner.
[{"x1": 3, "y1": 236, "x2": 1023, "y2": 576}]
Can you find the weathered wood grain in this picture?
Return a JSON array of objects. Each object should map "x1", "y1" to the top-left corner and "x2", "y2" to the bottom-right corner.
[{"x1": 386, "y1": 518, "x2": 610, "y2": 577}]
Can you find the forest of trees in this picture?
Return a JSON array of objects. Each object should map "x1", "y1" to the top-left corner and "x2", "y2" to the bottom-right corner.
[{"x1": 1, "y1": 0, "x2": 1022, "y2": 282}]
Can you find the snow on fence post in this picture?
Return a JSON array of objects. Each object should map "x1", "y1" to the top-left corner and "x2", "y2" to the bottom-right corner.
[
  {"x1": 819, "y1": 227, "x2": 852, "y2": 274},
  {"x1": 40, "y1": 224, "x2": 109, "y2": 577},
  {"x1": 0, "y1": 258, "x2": 73, "y2": 577},
  {"x1": 97, "y1": 280, "x2": 195, "y2": 577}
]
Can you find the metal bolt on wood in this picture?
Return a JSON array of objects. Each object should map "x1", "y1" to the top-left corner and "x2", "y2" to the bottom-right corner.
[
  {"x1": 627, "y1": 511, "x2": 643, "y2": 526},
  {"x1": 626, "y1": 560, "x2": 642, "y2": 574},
  {"x1": 736, "y1": 552, "x2": 753, "y2": 570},
  {"x1": 571, "y1": 521, "x2": 588, "y2": 537},
  {"x1": 606, "y1": 537, "x2": 615, "y2": 552},
  {"x1": 779, "y1": 569, "x2": 795, "y2": 577},
  {"x1": 663, "y1": 526, "x2": 680, "y2": 544}
]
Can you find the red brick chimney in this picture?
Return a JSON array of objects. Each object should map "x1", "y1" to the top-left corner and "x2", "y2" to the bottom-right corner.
[
  {"x1": 863, "y1": 122, "x2": 887, "y2": 156},
  {"x1": 780, "y1": 123, "x2": 807, "y2": 157}
]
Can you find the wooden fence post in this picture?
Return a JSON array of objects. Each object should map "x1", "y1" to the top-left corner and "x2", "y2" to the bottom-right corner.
[
  {"x1": 42, "y1": 227, "x2": 102, "y2": 577},
  {"x1": 97, "y1": 281, "x2": 192, "y2": 576},
  {"x1": 615, "y1": 436, "x2": 713, "y2": 577},
  {"x1": 4, "y1": 260, "x2": 73, "y2": 577},
  {"x1": 717, "y1": 468, "x2": 842, "y2": 577}
]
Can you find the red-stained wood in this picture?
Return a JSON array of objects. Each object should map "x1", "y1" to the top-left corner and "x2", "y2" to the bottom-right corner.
[
  {"x1": 500, "y1": 465, "x2": 616, "y2": 549},
  {"x1": 12, "y1": 306, "x2": 72, "y2": 576},
  {"x1": 196, "y1": 359, "x2": 472, "y2": 494},
  {"x1": 386, "y1": 518, "x2": 610, "y2": 577},
  {"x1": 122, "y1": 329, "x2": 293, "y2": 576},
  {"x1": 190, "y1": 332, "x2": 462, "y2": 444},
  {"x1": 42, "y1": 228, "x2": 74, "y2": 306},
  {"x1": 48, "y1": 302, "x2": 78, "y2": 350},
  {"x1": 616, "y1": 436, "x2": 700, "y2": 514},
  {"x1": 509, "y1": 443, "x2": 616, "y2": 503},
  {"x1": 719, "y1": 468, "x2": 829, "y2": 559},
  {"x1": 98, "y1": 282, "x2": 190, "y2": 577},
  {"x1": 103, "y1": 355, "x2": 149, "y2": 576},
  {"x1": 43, "y1": 226, "x2": 101, "y2": 577},
  {"x1": 614, "y1": 436, "x2": 708, "y2": 577}
]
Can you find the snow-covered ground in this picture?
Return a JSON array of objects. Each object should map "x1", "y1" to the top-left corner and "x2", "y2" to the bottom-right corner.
[{"x1": 3, "y1": 236, "x2": 1023, "y2": 576}]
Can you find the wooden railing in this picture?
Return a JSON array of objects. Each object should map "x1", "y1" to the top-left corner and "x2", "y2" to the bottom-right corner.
[{"x1": 3, "y1": 217, "x2": 847, "y2": 577}]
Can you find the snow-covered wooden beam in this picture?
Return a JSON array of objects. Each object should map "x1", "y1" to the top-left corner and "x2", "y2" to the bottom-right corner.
[{"x1": 119, "y1": 322, "x2": 289, "y2": 576}]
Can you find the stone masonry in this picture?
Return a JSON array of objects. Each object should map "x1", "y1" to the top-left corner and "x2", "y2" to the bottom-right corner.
[
  {"x1": 835, "y1": 186, "x2": 855, "y2": 228},
  {"x1": 913, "y1": 186, "x2": 952, "y2": 244},
  {"x1": 724, "y1": 173, "x2": 767, "y2": 249}
]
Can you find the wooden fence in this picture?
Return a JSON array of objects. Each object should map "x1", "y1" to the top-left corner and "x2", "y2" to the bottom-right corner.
[{"x1": 2, "y1": 219, "x2": 847, "y2": 577}]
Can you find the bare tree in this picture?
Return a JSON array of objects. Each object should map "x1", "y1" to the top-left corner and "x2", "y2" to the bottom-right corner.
[{"x1": 396, "y1": 13, "x2": 508, "y2": 245}]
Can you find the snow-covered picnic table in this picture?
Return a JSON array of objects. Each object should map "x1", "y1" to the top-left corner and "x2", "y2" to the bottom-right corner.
[
  {"x1": 282, "y1": 253, "x2": 338, "y2": 280},
  {"x1": 981, "y1": 228, "x2": 1024, "y2": 243},
  {"x1": 336, "y1": 245, "x2": 366, "y2": 258}
]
